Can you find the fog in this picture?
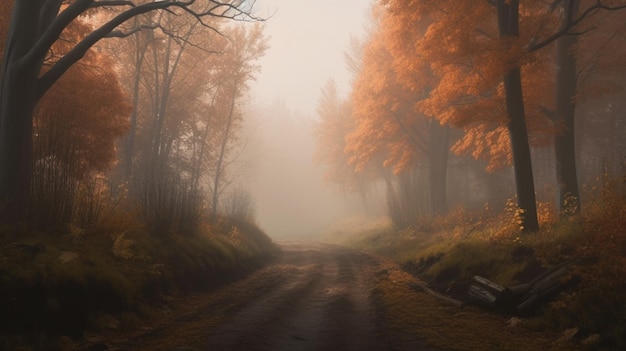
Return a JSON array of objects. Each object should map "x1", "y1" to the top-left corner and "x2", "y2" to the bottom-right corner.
[{"x1": 244, "y1": 0, "x2": 374, "y2": 239}]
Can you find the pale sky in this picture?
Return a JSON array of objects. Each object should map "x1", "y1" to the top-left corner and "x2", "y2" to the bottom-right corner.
[{"x1": 249, "y1": 0, "x2": 372, "y2": 115}]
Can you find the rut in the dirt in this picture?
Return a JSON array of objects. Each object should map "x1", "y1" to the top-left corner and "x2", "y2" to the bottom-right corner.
[
  {"x1": 206, "y1": 242, "x2": 385, "y2": 351},
  {"x1": 111, "y1": 241, "x2": 435, "y2": 351}
]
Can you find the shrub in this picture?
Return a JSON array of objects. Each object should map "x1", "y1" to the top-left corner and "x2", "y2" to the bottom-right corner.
[{"x1": 220, "y1": 187, "x2": 256, "y2": 224}]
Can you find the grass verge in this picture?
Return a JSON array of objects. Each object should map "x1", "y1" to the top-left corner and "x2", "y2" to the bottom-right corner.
[
  {"x1": 328, "y1": 191, "x2": 626, "y2": 350},
  {"x1": 0, "y1": 218, "x2": 278, "y2": 350}
]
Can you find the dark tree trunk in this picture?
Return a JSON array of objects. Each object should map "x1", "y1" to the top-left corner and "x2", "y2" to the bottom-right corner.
[
  {"x1": 496, "y1": 0, "x2": 539, "y2": 232},
  {"x1": 429, "y1": 119, "x2": 449, "y2": 216},
  {"x1": 555, "y1": 0, "x2": 581, "y2": 216},
  {"x1": 0, "y1": 60, "x2": 37, "y2": 223},
  {"x1": 0, "y1": 1, "x2": 52, "y2": 223},
  {"x1": 504, "y1": 67, "x2": 540, "y2": 232}
]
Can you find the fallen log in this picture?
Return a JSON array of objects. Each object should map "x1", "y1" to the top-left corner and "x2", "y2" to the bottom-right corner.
[{"x1": 467, "y1": 261, "x2": 574, "y2": 313}]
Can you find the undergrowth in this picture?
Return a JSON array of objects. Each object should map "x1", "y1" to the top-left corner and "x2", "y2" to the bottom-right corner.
[
  {"x1": 0, "y1": 212, "x2": 278, "y2": 349},
  {"x1": 332, "y1": 174, "x2": 626, "y2": 350}
]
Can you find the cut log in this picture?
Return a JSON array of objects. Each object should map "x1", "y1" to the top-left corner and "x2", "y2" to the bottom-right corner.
[{"x1": 467, "y1": 262, "x2": 574, "y2": 313}]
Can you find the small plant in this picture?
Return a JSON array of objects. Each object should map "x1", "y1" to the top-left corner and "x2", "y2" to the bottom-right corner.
[{"x1": 220, "y1": 187, "x2": 256, "y2": 224}]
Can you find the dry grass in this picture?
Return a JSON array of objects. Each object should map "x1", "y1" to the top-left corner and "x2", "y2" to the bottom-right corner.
[{"x1": 335, "y1": 174, "x2": 626, "y2": 350}]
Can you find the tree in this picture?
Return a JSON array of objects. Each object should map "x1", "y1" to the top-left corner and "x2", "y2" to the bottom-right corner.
[
  {"x1": 379, "y1": 0, "x2": 626, "y2": 232},
  {"x1": 346, "y1": 9, "x2": 452, "y2": 219},
  {"x1": 554, "y1": 0, "x2": 582, "y2": 216},
  {"x1": 207, "y1": 23, "x2": 268, "y2": 219},
  {"x1": 553, "y1": 0, "x2": 626, "y2": 216},
  {"x1": 0, "y1": 0, "x2": 256, "y2": 224},
  {"x1": 313, "y1": 79, "x2": 357, "y2": 191},
  {"x1": 495, "y1": 0, "x2": 540, "y2": 232}
]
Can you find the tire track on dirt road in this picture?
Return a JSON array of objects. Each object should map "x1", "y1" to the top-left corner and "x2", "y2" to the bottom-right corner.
[
  {"x1": 206, "y1": 241, "x2": 385, "y2": 351},
  {"x1": 109, "y1": 241, "x2": 436, "y2": 351}
]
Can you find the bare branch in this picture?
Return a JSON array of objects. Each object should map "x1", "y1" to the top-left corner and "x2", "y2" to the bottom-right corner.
[
  {"x1": 24, "y1": 0, "x2": 93, "y2": 69},
  {"x1": 106, "y1": 23, "x2": 160, "y2": 38},
  {"x1": 91, "y1": 0, "x2": 136, "y2": 7},
  {"x1": 36, "y1": 0, "x2": 260, "y2": 100},
  {"x1": 529, "y1": 1, "x2": 626, "y2": 52}
]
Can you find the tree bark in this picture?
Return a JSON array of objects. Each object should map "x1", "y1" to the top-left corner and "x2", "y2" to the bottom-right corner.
[
  {"x1": 496, "y1": 0, "x2": 539, "y2": 232},
  {"x1": 554, "y1": 0, "x2": 581, "y2": 216},
  {"x1": 0, "y1": 1, "x2": 53, "y2": 223}
]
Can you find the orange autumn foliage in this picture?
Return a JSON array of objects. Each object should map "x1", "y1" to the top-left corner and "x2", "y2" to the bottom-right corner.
[
  {"x1": 376, "y1": 0, "x2": 558, "y2": 171},
  {"x1": 347, "y1": 14, "x2": 429, "y2": 174},
  {"x1": 0, "y1": 6, "x2": 130, "y2": 178},
  {"x1": 34, "y1": 19, "x2": 130, "y2": 178}
]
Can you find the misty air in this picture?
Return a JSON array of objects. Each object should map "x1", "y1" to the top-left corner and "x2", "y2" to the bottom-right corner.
[{"x1": 0, "y1": 1, "x2": 625, "y2": 350}]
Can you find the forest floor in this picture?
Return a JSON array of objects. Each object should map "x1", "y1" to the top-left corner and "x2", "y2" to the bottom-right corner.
[
  {"x1": 321, "y1": 198, "x2": 626, "y2": 351},
  {"x1": 63, "y1": 241, "x2": 567, "y2": 351}
]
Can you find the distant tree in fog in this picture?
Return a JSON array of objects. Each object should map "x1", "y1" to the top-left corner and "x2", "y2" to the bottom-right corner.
[
  {"x1": 110, "y1": 17, "x2": 267, "y2": 232},
  {"x1": 207, "y1": 24, "x2": 268, "y2": 220},
  {"x1": 313, "y1": 80, "x2": 360, "y2": 192}
]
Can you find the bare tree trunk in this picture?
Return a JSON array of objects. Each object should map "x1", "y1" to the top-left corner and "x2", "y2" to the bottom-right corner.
[
  {"x1": 211, "y1": 91, "x2": 237, "y2": 220},
  {"x1": 496, "y1": 0, "x2": 539, "y2": 232},
  {"x1": 150, "y1": 36, "x2": 173, "y2": 168},
  {"x1": 123, "y1": 19, "x2": 151, "y2": 180},
  {"x1": 555, "y1": 0, "x2": 581, "y2": 216},
  {"x1": 190, "y1": 86, "x2": 220, "y2": 192},
  {"x1": 148, "y1": 25, "x2": 193, "y2": 170}
]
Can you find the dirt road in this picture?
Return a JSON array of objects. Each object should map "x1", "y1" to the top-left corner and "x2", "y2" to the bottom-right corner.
[
  {"x1": 108, "y1": 241, "x2": 435, "y2": 351},
  {"x1": 99, "y1": 241, "x2": 561, "y2": 351},
  {"x1": 205, "y1": 241, "x2": 385, "y2": 350}
]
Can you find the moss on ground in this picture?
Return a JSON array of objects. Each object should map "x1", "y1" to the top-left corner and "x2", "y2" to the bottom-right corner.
[{"x1": 0, "y1": 218, "x2": 278, "y2": 349}]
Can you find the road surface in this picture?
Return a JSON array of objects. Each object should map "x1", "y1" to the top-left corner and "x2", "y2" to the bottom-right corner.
[{"x1": 105, "y1": 241, "x2": 438, "y2": 351}]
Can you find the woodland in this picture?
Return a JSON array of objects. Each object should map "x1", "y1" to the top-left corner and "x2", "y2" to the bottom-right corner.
[
  {"x1": 0, "y1": 0, "x2": 625, "y2": 350},
  {"x1": 0, "y1": 0, "x2": 277, "y2": 347},
  {"x1": 314, "y1": 0, "x2": 626, "y2": 348},
  {"x1": 315, "y1": 0, "x2": 626, "y2": 230}
]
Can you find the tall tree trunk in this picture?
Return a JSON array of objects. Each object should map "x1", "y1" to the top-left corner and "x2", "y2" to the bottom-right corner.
[
  {"x1": 497, "y1": 0, "x2": 539, "y2": 232},
  {"x1": 429, "y1": 119, "x2": 449, "y2": 216},
  {"x1": 150, "y1": 36, "x2": 173, "y2": 168},
  {"x1": 555, "y1": 0, "x2": 581, "y2": 216},
  {"x1": 190, "y1": 87, "x2": 219, "y2": 192},
  {"x1": 211, "y1": 91, "x2": 237, "y2": 220},
  {"x1": 0, "y1": 1, "x2": 52, "y2": 223},
  {"x1": 123, "y1": 18, "x2": 151, "y2": 180},
  {"x1": 148, "y1": 27, "x2": 192, "y2": 170}
]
